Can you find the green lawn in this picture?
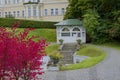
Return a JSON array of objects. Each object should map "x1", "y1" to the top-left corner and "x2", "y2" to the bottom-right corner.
[
  {"x1": 99, "y1": 42, "x2": 120, "y2": 50},
  {"x1": 60, "y1": 45, "x2": 106, "y2": 70},
  {"x1": 28, "y1": 29, "x2": 56, "y2": 42},
  {"x1": 45, "y1": 44, "x2": 59, "y2": 55},
  {"x1": 77, "y1": 46, "x2": 102, "y2": 57},
  {"x1": 13, "y1": 28, "x2": 56, "y2": 42},
  {"x1": 45, "y1": 44, "x2": 62, "y2": 59}
]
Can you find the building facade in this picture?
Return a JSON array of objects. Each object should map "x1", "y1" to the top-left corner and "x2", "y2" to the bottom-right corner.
[{"x1": 0, "y1": 0, "x2": 68, "y2": 21}]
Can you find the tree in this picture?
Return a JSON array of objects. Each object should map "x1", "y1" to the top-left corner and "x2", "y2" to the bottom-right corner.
[
  {"x1": 64, "y1": 0, "x2": 120, "y2": 43},
  {"x1": 0, "y1": 21, "x2": 47, "y2": 80}
]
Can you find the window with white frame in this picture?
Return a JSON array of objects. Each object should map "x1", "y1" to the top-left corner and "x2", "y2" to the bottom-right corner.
[
  {"x1": 61, "y1": 28, "x2": 70, "y2": 37},
  {"x1": 72, "y1": 27, "x2": 81, "y2": 37},
  {"x1": 44, "y1": 9, "x2": 47, "y2": 16},
  {"x1": 55, "y1": 8, "x2": 58, "y2": 15},
  {"x1": 13, "y1": 0, "x2": 16, "y2": 4},
  {"x1": 0, "y1": 12, "x2": 1, "y2": 17},
  {"x1": 22, "y1": 10, "x2": 24, "y2": 17},
  {"x1": 61, "y1": 8, "x2": 65, "y2": 15},
  {"x1": 8, "y1": 0, "x2": 10, "y2": 4},
  {"x1": 33, "y1": 0, "x2": 37, "y2": 2},
  {"x1": 33, "y1": 6, "x2": 36, "y2": 17},
  {"x1": 5, "y1": 0, "x2": 7, "y2": 4},
  {"x1": 13, "y1": 11, "x2": 16, "y2": 17},
  {"x1": 51, "y1": 9, "x2": 54, "y2": 16},
  {"x1": 8, "y1": 12, "x2": 11, "y2": 16},
  {"x1": 0, "y1": 0, "x2": 1, "y2": 5},
  {"x1": 17, "y1": 11, "x2": 20, "y2": 17},
  {"x1": 28, "y1": 7, "x2": 31, "y2": 17},
  {"x1": 16, "y1": 0, "x2": 19, "y2": 3},
  {"x1": 39, "y1": 9, "x2": 41, "y2": 16},
  {"x1": 5, "y1": 12, "x2": 7, "y2": 17}
]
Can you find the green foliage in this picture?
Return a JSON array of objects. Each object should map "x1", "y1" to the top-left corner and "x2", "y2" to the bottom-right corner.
[
  {"x1": 99, "y1": 42, "x2": 120, "y2": 50},
  {"x1": 60, "y1": 45, "x2": 106, "y2": 70},
  {"x1": 59, "y1": 39, "x2": 64, "y2": 45},
  {"x1": 7, "y1": 28, "x2": 56, "y2": 42},
  {"x1": 0, "y1": 18, "x2": 57, "y2": 29},
  {"x1": 65, "y1": 0, "x2": 120, "y2": 43},
  {"x1": 77, "y1": 46, "x2": 102, "y2": 57},
  {"x1": 28, "y1": 29, "x2": 56, "y2": 42},
  {"x1": 5, "y1": 15, "x2": 15, "y2": 19},
  {"x1": 76, "y1": 39, "x2": 81, "y2": 45},
  {"x1": 45, "y1": 44, "x2": 62, "y2": 59}
]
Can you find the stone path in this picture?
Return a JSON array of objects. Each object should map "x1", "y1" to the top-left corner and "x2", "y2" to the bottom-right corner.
[
  {"x1": 59, "y1": 43, "x2": 77, "y2": 64},
  {"x1": 43, "y1": 46, "x2": 120, "y2": 80}
]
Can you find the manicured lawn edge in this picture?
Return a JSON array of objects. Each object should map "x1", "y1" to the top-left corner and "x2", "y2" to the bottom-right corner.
[
  {"x1": 98, "y1": 42, "x2": 120, "y2": 50},
  {"x1": 60, "y1": 45, "x2": 106, "y2": 71}
]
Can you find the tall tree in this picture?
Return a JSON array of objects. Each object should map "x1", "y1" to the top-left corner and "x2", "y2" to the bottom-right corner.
[{"x1": 64, "y1": 0, "x2": 120, "y2": 43}]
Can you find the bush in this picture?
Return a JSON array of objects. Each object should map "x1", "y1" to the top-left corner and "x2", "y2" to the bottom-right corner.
[
  {"x1": 76, "y1": 39, "x2": 81, "y2": 45},
  {"x1": 59, "y1": 39, "x2": 64, "y2": 45},
  {"x1": 0, "y1": 18, "x2": 57, "y2": 29}
]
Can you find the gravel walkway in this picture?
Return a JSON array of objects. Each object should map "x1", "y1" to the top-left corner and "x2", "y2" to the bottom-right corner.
[{"x1": 43, "y1": 46, "x2": 120, "y2": 80}]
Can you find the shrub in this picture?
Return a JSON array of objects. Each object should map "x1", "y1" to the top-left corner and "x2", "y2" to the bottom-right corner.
[
  {"x1": 59, "y1": 39, "x2": 64, "y2": 45},
  {"x1": 76, "y1": 39, "x2": 81, "y2": 45},
  {"x1": 0, "y1": 18, "x2": 57, "y2": 29}
]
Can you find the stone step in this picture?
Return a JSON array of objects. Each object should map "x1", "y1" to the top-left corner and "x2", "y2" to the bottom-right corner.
[
  {"x1": 59, "y1": 43, "x2": 77, "y2": 64},
  {"x1": 59, "y1": 60, "x2": 73, "y2": 64}
]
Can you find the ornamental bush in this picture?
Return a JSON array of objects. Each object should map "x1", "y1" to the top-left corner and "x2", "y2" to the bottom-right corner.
[
  {"x1": 0, "y1": 18, "x2": 57, "y2": 29},
  {"x1": 0, "y1": 21, "x2": 47, "y2": 80}
]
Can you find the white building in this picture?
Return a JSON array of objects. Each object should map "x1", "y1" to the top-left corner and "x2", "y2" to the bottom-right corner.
[
  {"x1": 55, "y1": 19, "x2": 86, "y2": 44},
  {"x1": 0, "y1": 0, "x2": 68, "y2": 21}
]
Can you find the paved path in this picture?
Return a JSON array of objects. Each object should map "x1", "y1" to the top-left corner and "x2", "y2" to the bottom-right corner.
[{"x1": 43, "y1": 46, "x2": 120, "y2": 80}]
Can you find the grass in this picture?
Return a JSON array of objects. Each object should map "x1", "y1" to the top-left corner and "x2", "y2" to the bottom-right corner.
[
  {"x1": 28, "y1": 29, "x2": 56, "y2": 42},
  {"x1": 45, "y1": 44, "x2": 62, "y2": 59},
  {"x1": 77, "y1": 46, "x2": 102, "y2": 57},
  {"x1": 99, "y1": 42, "x2": 120, "y2": 50},
  {"x1": 9, "y1": 28, "x2": 56, "y2": 42},
  {"x1": 60, "y1": 45, "x2": 106, "y2": 70},
  {"x1": 45, "y1": 44, "x2": 59, "y2": 55}
]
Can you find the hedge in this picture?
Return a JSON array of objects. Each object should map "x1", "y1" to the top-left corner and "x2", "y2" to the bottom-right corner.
[{"x1": 0, "y1": 18, "x2": 57, "y2": 29}]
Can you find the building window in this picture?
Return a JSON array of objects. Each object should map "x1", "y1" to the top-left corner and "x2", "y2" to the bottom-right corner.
[
  {"x1": 55, "y1": 8, "x2": 58, "y2": 15},
  {"x1": 61, "y1": 8, "x2": 65, "y2": 15},
  {"x1": 61, "y1": 28, "x2": 70, "y2": 37},
  {"x1": 8, "y1": 12, "x2": 11, "y2": 16},
  {"x1": 5, "y1": 0, "x2": 7, "y2": 4},
  {"x1": 44, "y1": 9, "x2": 47, "y2": 16},
  {"x1": 22, "y1": 10, "x2": 24, "y2": 17},
  {"x1": 5, "y1": 12, "x2": 7, "y2": 17},
  {"x1": 17, "y1": 11, "x2": 20, "y2": 17},
  {"x1": 61, "y1": 33, "x2": 70, "y2": 37},
  {"x1": 39, "y1": 9, "x2": 41, "y2": 16},
  {"x1": 8, "y1": 0, "x2": 10, "y2": 4},
  {"x1": 13, "y1": 0, "x2": 16, "y2": 4},
  {"x1": 0, "y1": 0, "x2": 1, "y2": 5},
  {"x1": 13, "y1": 11, "x2": 16, "y2": 17},
  {"x1": 17, "y1": 0, "x2": 19, "y2": 3},
  {"x1": 28, "y1": 7, "x2": 31, "y2": 17},
  {"x1": 73, "y1": 28, "x2": 80, "y2": 31},
  {"x1": 33, "y1": 0, "x2": 37, "y2": 2},
  {"x1": 62, "y1": 28, "x2": 70, "y2": 31},
  {"x1": 0, "y1": 12, "x2": 1, "y2": 17},
  {"x1": 51, "y1": 9, "x2": 54, "y2": 16},
  {"x1": 82, "y1": 32, "x2": 85, "y2": 37},
  {"x1": 33, "y1": 7, "x2": 36, "y2": 17}
]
